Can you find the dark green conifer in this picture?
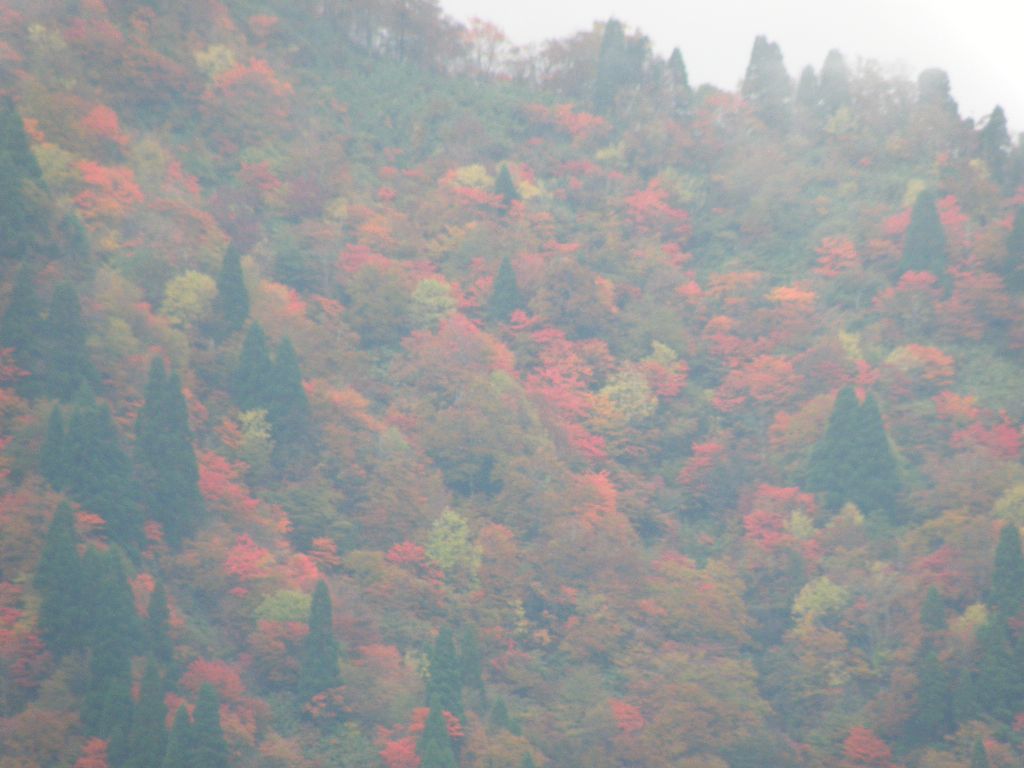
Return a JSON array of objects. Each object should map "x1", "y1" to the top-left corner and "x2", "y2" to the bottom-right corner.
[
  {"x1": 741, "y1": 36, "x2": 792, "y2": 130},
  {"x1": 951, "y1": 666, "x2": 980, "y2": 725},
  {"x1": 990, "y1": 522, "x2": 1024, "y2": 617},
  {"x1": 192, "y1": 683, "x2": 229, "y2": 768},
  {"x1": 83, "y1": 554, "x2": 135, "y2": 736},
  {"x1": 147, "y1": 581, "x2": 173, "y2": 663},
  {"x1": 418, "y1": 700, "x2": 458, "y2": 768},
  {"x1": 594, "y1": 19, "x2": 628, "y2": 116},
  {"x1": 214, "y1": 244, "x2": 249, "y2": 334},
  {"x1": 135, "y1": 358, "x2": 205, "y2": 545},
  {"x1": 970, "y1": 738, "x2": 989, "y2": 768},
  {"x1": 40, "y1": 406, "x2": 66, "y2": 489},
  {"x1": 975, "y1": 616, "x2": 1023, "y2": 719},
  {"x1": 64, "y1": 392, "x2": 140, "y2": 546},
  {"x1": 39, "y1": 283, "x2": 96, "y2": 400},
  {"x1": 917, "y1": 68, "x2": 959, "y2": 116},
  {"x1": 34, "y1": 502, "x2": 83, "y2": 655},
  {"x1": 795, "y1": 66, "x2": 819, "y2": 112},
  {"x1": 909, "y1": 651, "x2": 950, "y2": 742},
  {"x1": 127, "y1": 658, "x2": 167, "y2": 768},
  {"x1": 487, "y1": 256, "x2": 524, "y2": 322},
  {"x1": 818, "y1": 49, "x2": 850, "y2": 114},
  {"x1": 0, "y1": 265, "x2": 42, "y2": 393},
  {"x1": 233, "y1": 323, "x2": 272, "y2": 411},
  {"x1": 267, "y1": 337, "x2": 312, "y2": 451},
  {"x1": 666, "y1": 48, "x2": 690, "y2": 108},
  {"x1": 0, "y1": 97, "x2": 46, "y2": 260},
  {"x1": 920, "y1": 586, "x2": 947, "y2": 632},
  {"x1": 494, "y1": 165, "x2": 520, "y2": 207},
  {"x1": 489, "y1": 698, "x2": 511, "y2": 731},
  {"x1": 1005, "y1": 207, "x2": 1024, "y2": 291},
  {"x1": 426, "y1": 627, "x2": 463, "y2": 719},
  {"x1": 162, "y1": 705, "x2": 193, "y2": 768},
  {"x1": 979, "y1": 106, "x2": 1011, "y2": 185},
  {"x1": 459, "y1": 625, "x2": 484, "y2": 696},
  {"x1": 901, "y1": 190, "x2": 949, "y2": 281},
  {"x1": 807, "y1": 388, "x2": 901, "y2": 516},
  {"x1": 299, "y1": 580, "x2": 341, "y2": 700}
]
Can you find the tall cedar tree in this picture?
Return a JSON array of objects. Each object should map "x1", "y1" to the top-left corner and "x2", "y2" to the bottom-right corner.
[
  {"x1": 971, "y1": 739, "x2": 990, "y2": 768},
  {"x1": 40, "y1": 406, "x2": 65, "y2": 489},
  {"x1": 146, "y1": 581, "x2": 173, "y2": 663},
  {"x1": 494, "y1": 164, "x2": 520, "y2": 207},
  {"x1": 267, "y1": 337, "x2": 312, "y2": 450},
  {"x1": 975, "y1": 615, "x2": 1023, "y2": 719},
  {"x1": 192, "y1": 683, "x2": 230, "y2": 768},
  {"x1": 0, "y1": 96, "x2": 46, "y2": 259},
  {"x1": 807, "y1": 388, "x2": 900, "y2": 516},
  {"x1": 1004, "y1": 206, "x2": 1024, "y2": 291},
  {"x1": 64, "y1": 390, "x2": 140, "y2": 546},
  {"x1": 909, "y1": 651, "x2": 950, "y2": 742},
  {"x1": 818, "y1": 49, "x2": 850, "y2": 114},
  {"x1": 795, "y1": 66, "x2": 819, "y2": 112},
  {"x1": 0, "y1": 265, "x2": 42, "y2": 394},
  {"x1": 162, "y1": 705, "x2": 193, "y2": 768},
  {"x1": 901, "y1": 191, "x2": 949, "y2": 283},
  {"x1": 742, "y1": 36, "x2": 792, "y2": 130},
  {"x1": 233, "y1": 323, "x2": 273, "y2": 411},
  {"x1": 418, "y1": 700, "x2": 458, "y2": 768},
  {"x1": 127, "y1": 658, "x2": 167, "y2": 768},
  {"x1": 299, "y1": 580, "x2": 341, "y2": 700},
  {"x1": 136, "y1": 358, "x2": 205, "y2": 545},
  {"x1": 487, "y1": 256, "x2": 524, "y2": 322},
  {"x1": 666, "y1": 48, "x2": 690, "y2": 109},
  {"x1": 594, "y1": 19, "x2": 628, "y2": 116},
  {"x1": 426, "y1": 627, "x2": 463, "y2": 719},
  {"x1": 979, "y1": 106, "x2": 1011, "y2": 186},
  {"x1": 459, "y1": 625, "x2": 484, "y2": 699},
  {"x1": 39, "y1": 283, "x2": 96, "y2": 400},
  {"x1": 34, "y1": 502, "x2": 83, "y2": 655},
  {"x1": 990, "y1": 522, "x2": 1024, "y2": 617},
  {"x1": 214, "y1": 244, "x2": 249, "y2": 335}
]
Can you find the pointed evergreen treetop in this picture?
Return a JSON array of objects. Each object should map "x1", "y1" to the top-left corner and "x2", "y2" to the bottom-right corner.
[
  {"x1": 667, "y1": 48, "x2": 689, "y2": 93},
  {"x1": 162, "y1": 705, "x2": 193, "y2": 768},
  {"x1": 35, "y1": 502, "x2": 84, "y2": 655},
  {"x1": 267, "y1": 336, "x2": 312, "y2": 449},
  {"x1": 127, "y1": 657, "x2": 168, "y2": 768},
  {"x1": 795, "y1": 66, "x2": 819, "y2": 111},
  {"x1": 819, "y1": 49, "x2": 850, "y2": 113},
  {"x1": 192, "y1": 684, "x2": 229, "y2": 768},
  {"x1": 214, "y1": 244, "x2": 249, "y2": 333},
  {"x1": 0, "y1": 97, "x2": 42, "y2": 180},
  {"x1": 233, "y1": 323, "x2": 272, "y2": 411},
  {"x1": 742, "y1": 35, "x2": 792, "y2": 129},
  {"x1": 299, "y1": 579, "x2": 341, "y2": 699},
  {"x1": 40, "y1": 282, "x2": 97, "y2": 400},
  {"x1": 494, "y1": 164, "x2": 520, "y2": 206},
  {"x1": 901, "y1": 190, "x2": 949, "y2": 281},
  {"x1": 426, "y1": 627, "x2": 463, "y2": 719},
  {"x1": 487, "y1": 255, "x2": 524, "y2": 322},
  {"x1": 991, "y1": 522, "x2": 1024, "y2": 617},
  {"x1": 594, "y1": 18, "x2": 629, "y2": 116}
]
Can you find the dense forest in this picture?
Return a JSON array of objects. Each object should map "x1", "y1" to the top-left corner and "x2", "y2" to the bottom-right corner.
[{"x1": 1, "y1": 1, "x2": 1024, "y2": 767}]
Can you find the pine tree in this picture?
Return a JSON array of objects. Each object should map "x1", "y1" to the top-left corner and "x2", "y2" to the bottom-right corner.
[
  {"x1": 917, "y1": 68, "x2": 959, "y2": 116},
  {"x1": 901, "y1": 190, "x2": 949, "y2": 283},
  {"x1": 975, "y1": 615, "x2": 1023, "y2": 719},
  {"x1": 426, "y1": 628, "x2": 463, "y2": 719},
  {"x1": 741, "y1": 36, "x2": 792, "y2": 130},
  {"x1": 494, "y1": 164, "x2": 520, "y2": 207},
  {"x1": 807, "y1": 388, "x2": 901, "y2": 516},
  {"x1": 39, "y1": 282, "x2": 96, "y2": 400},
  {"x1": 951, "y1": 666, "x2": 980, "y2": 725},
  {"x1": 34, "y1": 502, "x2": 84, "y2": 655},
  {"x1": 40, "y1": 406, "x2": 66, "y2": 489},
  {"x1": 146, "y1": 581, "x2": 173, "y2": 663},
  {"x1": 214, "y1": 244, "x2": 249, "y2": 334},
  {"x1": 299, "y1": 580, "x2": 341, "y2": 700},
  {"x1": 970, "y1": 738, "x2": 990, "y2": 768},
  {"x1": 594, "y1": 19, "x2": 628, "y2": 116},
  {"x1": 135, "y1": 358, "x2": 205, "y2": 545},
  {"x1": 232, "y1": 323, "x2": 272, "y2": 411},
  {"x1": 127, "y1": 658, "x2": 167, "y2": 768},
  {"x1": 192, "y1": 683, "x2": 229, "y2": 768},
  {"x1": 909, "y1": 651, "x2": 950, "y2": 742},
  {"x1": 979, "y1": 106, "x2": 1011, "y2": 186},
  {"x1": 266, "y1": 337, "x2": 312, "y2": 451},
  {"x1": 162, "y1": 705, "x2": 193, "y2": 768},
  {"x1": 459, "y1": 625, "x2": 484, "y2": 701},
  {"x1": 418, "y1": 700, "x2": 458, "y2": 768},
  {"x1": 818, "y1": 49, "x2": 850, "y2": 114},
  {"x1": 990, "y1": 522, "x2": 1024, "y2": 617},
  {"x1": 666, "y1": 48, "x2": 690, "y2": 110},
  {"x1": 1005, "y1": 207, "x2": 1024, "y2": 291},
  {"x1": 0, "y1": 97, "x2": 46, "y2": 260},
  {"x1": 64, "y1": 392, "x2": 140, "y2": 546},
  {"x1": 920, "y1": 586, "x2": 947, "y2": 632},
  {"x1": 0, "y1": 265, "x2": 42, "y2": 393},
  {"x1": 83, "y1": 556, "x2": 135, "y2": 739},
  {"x1": 487, "y1": 256, "x2": 524, "y2": 322},
  {"x1": 795, "y1": 66, "x2": 819, "y2": 112}
]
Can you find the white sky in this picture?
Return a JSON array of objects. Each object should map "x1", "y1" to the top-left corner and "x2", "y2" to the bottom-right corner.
[{"x1": 440, "y1": 0, "x2": 1024, "y2": 132}]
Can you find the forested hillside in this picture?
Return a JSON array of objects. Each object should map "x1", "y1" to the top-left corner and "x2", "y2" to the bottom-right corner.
[{"x1": 2, "y1": 2, "x2": 1024, "y2": 767}]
